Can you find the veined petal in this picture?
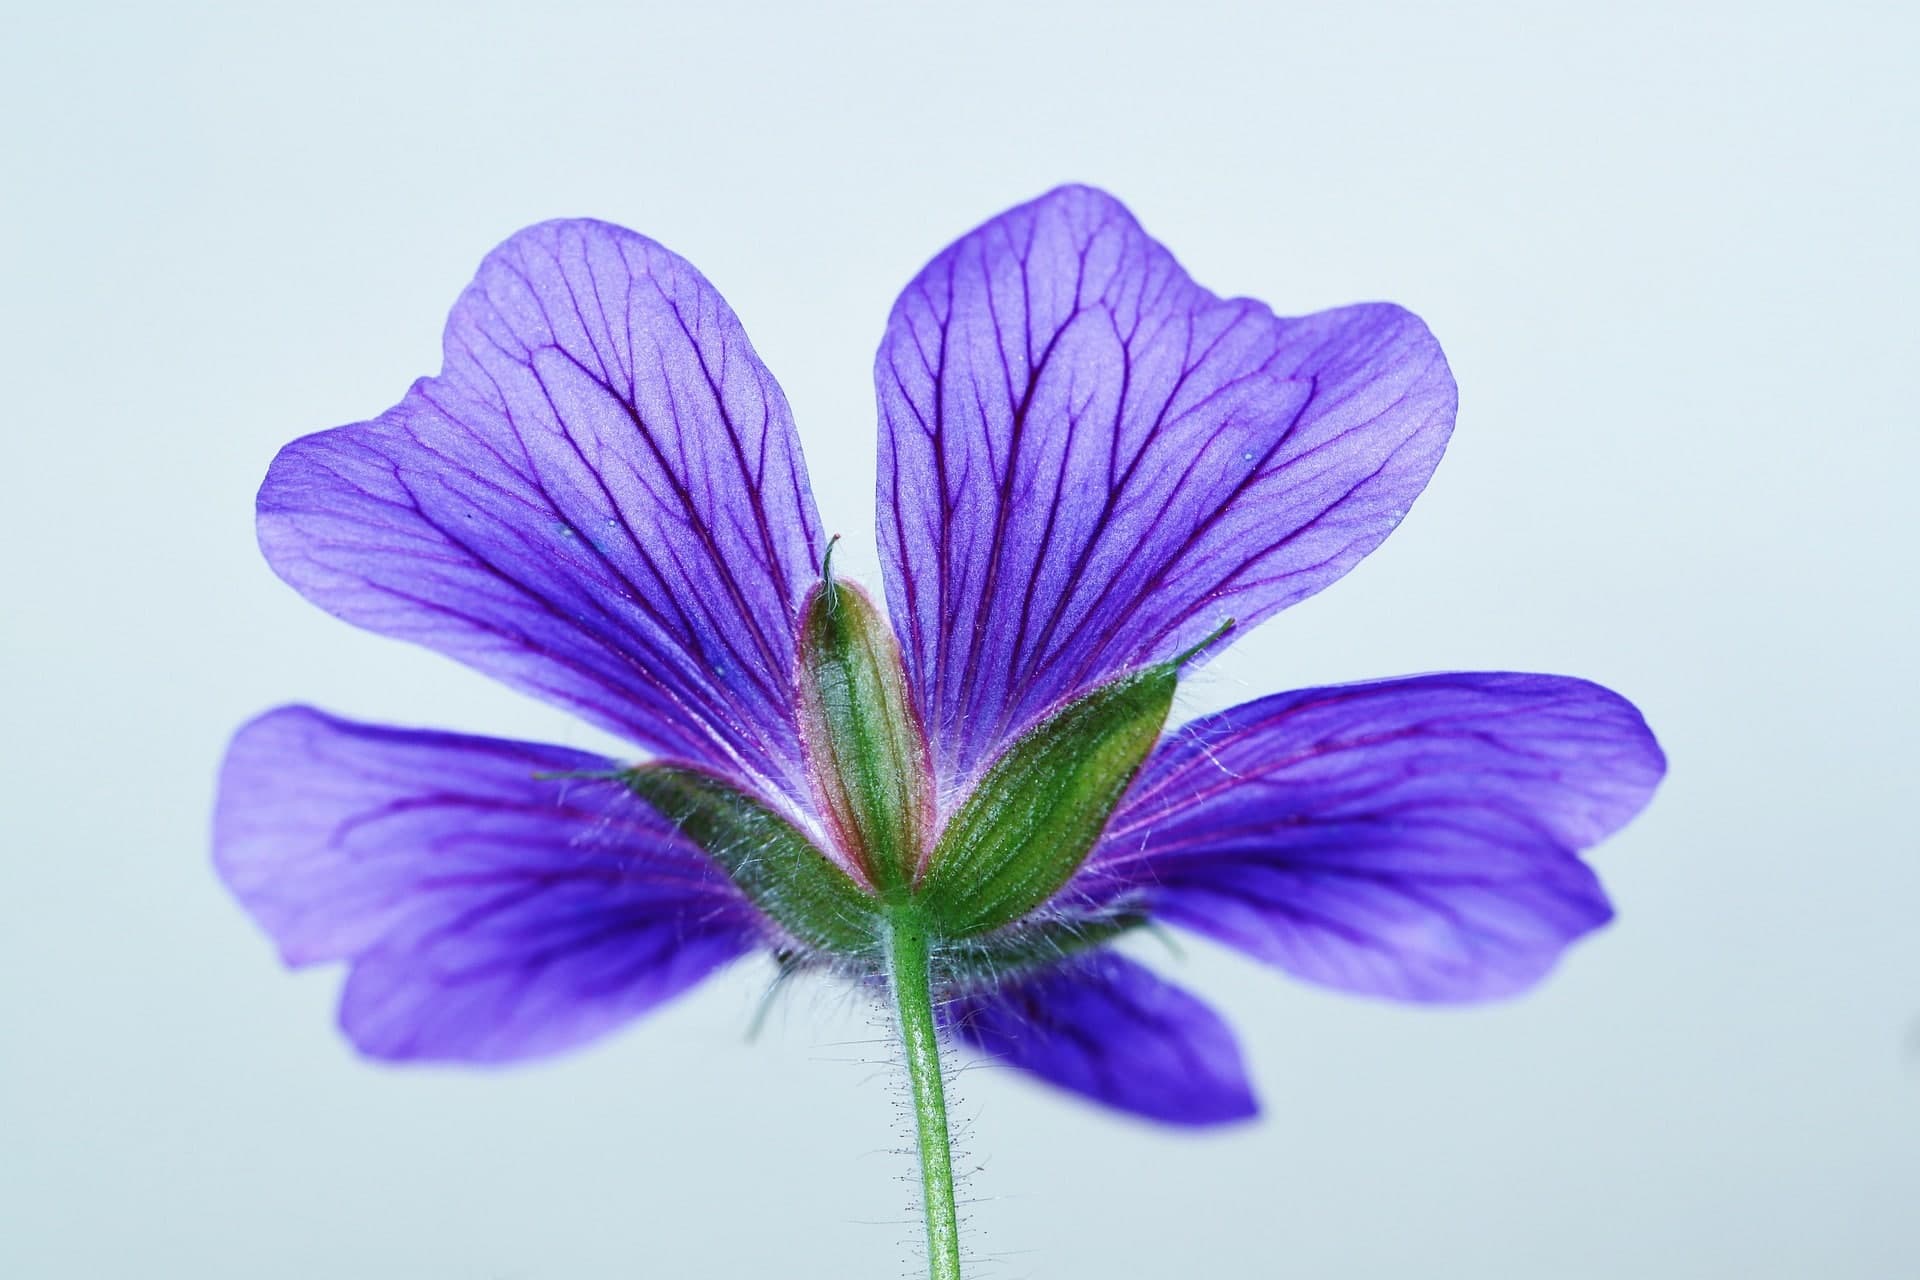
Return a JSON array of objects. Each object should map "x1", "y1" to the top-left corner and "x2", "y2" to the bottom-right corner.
[
  {"x1": 944, "y1": 951, "x2": 1256, "y2": 1126},
  {"x1": 260, "y1": 219, "x2": 824, "y2": 799},
  {"x1": 213, "y1": 707, "x2": 762, "y2": 1062},
  {"x1": 876, "y1": 185, "x2": 1455, "y2": 789},
  {"x1": 1080, "y1": 674, "x2": 1665, "y2": 1002}
]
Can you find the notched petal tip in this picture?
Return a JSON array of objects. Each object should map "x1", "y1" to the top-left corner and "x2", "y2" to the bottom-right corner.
[
  {"x1": 214, "y1": 706, "x2": 762, "y2": 1063},
  {"x1": 1082, "y1": 671, "x2": 1662, "y2": 1004},
  {"x1": 213, "y1": 704, "x2": 378, "y2": 969},
  {"x1": 876, "y1": 184, "x2": 1460, "y2": 789},
  {"x1": 252, "y1": 214, "x2": 826, "y2": 796}
]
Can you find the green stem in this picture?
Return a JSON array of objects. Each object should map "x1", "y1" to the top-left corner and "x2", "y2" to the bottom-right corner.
[{"x1": 884, "y1": 907, "x2": 963, "y2": 1280}]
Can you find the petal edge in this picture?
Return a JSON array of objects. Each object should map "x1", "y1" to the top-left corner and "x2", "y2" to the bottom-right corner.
[
  {"x1": 214, "y1": 705, "x2": 762, "y2": 1062},
  {"x1": 259, "y1": 218, "x2": 824, "y2": 799},
  {"x1": 945, "y1": 951, "x2": 1258, "y2": 1126},
  {"x1": 1079, "y1": 672, "x2": 1663, "y2": 1002},
  {"x1": 876, "y1": 185, "x2": 1457, "y2": 790}
]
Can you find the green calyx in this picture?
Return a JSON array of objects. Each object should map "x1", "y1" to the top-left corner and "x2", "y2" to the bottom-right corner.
[
  {"x1": 915, "y1": 665, "x2": 1177, "y2": 938},
  {"x1": 794, "y1": 550, "x2": 934, "y2": 892},
  {"x1": 618, "y1": 596, "x2": 1227, "y2": 1280},
  {"x1": 619, "y1": 573, "x2": 1229, "y2": 969},
  {"x1": 914, "y1": 618, "x2": 1232, "y2": 941},
  {"x1": 618, "y1": 765, "x2": 880, "y2": 955}
]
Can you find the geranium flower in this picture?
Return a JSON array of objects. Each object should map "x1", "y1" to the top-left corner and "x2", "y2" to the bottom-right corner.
[{"x1": 215, "y1": 185, "x2": 1663, "y2": 1276}]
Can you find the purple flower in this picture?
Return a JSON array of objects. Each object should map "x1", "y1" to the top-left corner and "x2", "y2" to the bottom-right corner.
[{"x1": 215, "y1": 185, "x2": 1663, "y2": 1129}]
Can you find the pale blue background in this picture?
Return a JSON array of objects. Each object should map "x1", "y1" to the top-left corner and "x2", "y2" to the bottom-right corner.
[{"x1": 3, "y1": 2, "x2": 1915, "y2": 1276}]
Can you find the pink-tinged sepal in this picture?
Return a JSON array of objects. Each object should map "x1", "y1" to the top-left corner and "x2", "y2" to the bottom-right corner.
[{"x1": 794, "y1": 562, "x2": 933, "y2": 893}]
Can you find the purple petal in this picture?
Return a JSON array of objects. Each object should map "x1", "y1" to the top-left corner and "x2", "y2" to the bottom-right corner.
[
  {"x1": 1080, "y1": 674, "x2": 1665, "y2": 1002},
  {"x1": 214, "y1": 707, "x2": 762, "y2": 1062},
  {"x1": 944, "y1": 951, "x2": 1257, "y2": 1126},
  {"x1": 260, "y1": 220, "x2": 824, "y2": 799},
  {"x1": 876, "y1": 185, "x2": 1455, "y2": 788}
]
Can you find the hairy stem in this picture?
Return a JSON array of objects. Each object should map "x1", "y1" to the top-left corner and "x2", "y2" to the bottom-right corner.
[{"x1": 884, "y1": 907, "x2": 963, "y2": 1280}]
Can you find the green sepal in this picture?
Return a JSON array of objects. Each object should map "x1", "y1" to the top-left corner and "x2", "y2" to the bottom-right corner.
[
  {"x1": 939, "y1": 910, "x2": 1147, "y2": 989},
  {"x1": 916, "y1": 665, "x2": 1180, "y2": 938},
  {"x1": 619, "y1": 765, "x2": 881, "y2": 956},
  {"x1": 795, "y1": 567, "x2": 932, "y2": 893}
]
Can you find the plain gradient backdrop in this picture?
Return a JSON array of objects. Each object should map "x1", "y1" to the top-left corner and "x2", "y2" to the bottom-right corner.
[{"x1": 2, "y1": 2, "x2": 1915, "y2": 1276}]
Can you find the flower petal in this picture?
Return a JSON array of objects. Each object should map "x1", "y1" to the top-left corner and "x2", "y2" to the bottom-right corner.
[
  {"x1": 876, "y1": 185, "x2": 1455, "y2": 787},
  {"x1": 260, "y1": 219, "x2": 824, "y2": 797},
  {"x1": 1081, "y1": 674, "x2": 1665, "y2": 1002},
  {"x1": 214, "y1": 706, "x2": 762, "y2": 1062},
  {"x1": 944, "y1": 951, "x2": 1257, "y2": 1126}
]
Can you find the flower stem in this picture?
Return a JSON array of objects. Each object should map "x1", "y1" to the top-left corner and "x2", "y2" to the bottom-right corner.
[{"x1": 883, "y1": 907, "x2": 963, "y2": 1280}]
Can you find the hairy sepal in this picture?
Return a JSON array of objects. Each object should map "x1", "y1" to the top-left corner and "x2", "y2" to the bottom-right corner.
[
  {"x1": 620, "y1": 765, "x2": 880, "y2": 957},
  {"x1": 918, "y1": 666, "x2": 1177, "y2": 938},
  {"x1": 939, "y1": 910, "x2": 1147, "y2": 990},
  {"x1": 796, "y1": 576, "x2": 932, "y2": 892}
]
